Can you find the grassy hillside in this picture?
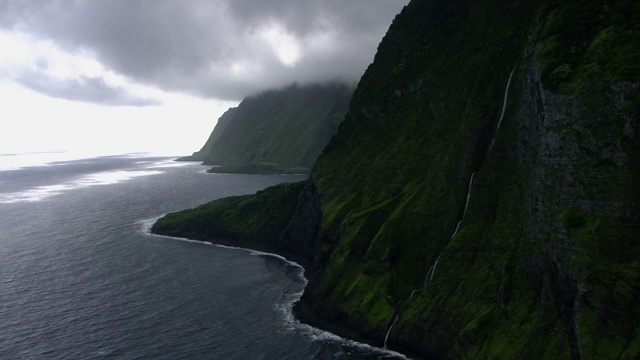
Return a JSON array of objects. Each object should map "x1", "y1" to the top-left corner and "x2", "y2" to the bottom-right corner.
[
  {"x1": 300, "y1": 0, "x2": 640, "y2": 358},
  {"x1": 178, "y1": 107, "x2": 237, "y2": 162},
  {"x1": 155, "y1": 0, "x2": 639, "y2": 358},
  {"x1": 152, "y1": 181, "x2": 305, "y2": 254},
  {"x1": 191, "y1": 82, "x2": 352, "y2": 173}
]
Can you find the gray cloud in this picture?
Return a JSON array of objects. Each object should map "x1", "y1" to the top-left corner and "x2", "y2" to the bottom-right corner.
[
  {"x1": 16, "y1": 73, "x2": 161, "y2": 107},
  {"x1": 1, "y1": 0, "x2": 409, "y2": 102}
]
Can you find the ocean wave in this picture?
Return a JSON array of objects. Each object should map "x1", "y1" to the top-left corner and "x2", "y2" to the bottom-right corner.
[{"x1": 142, "y1": 216, "x2": 407, "y2": 359}]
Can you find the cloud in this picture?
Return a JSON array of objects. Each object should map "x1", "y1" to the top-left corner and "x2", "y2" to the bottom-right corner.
[
  {"x1": 16, "y1": 73, "x2": 161, "y2": 106},
  {"x1": 0, "y1": 29, "x2": 162, "y2": 106},
  {"x1": 0, "y1": 0, "x2": 408, "y2": 102}
]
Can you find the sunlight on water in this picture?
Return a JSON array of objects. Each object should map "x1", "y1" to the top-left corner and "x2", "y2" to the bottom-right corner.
[
  {"x1": 0, "y1": 151, "x2": 83, "y2": 171},
  {"x1": 0, "y1": 150, "x2": 158, "y2": 171},
  {"x1": 78, "y1": 170, "x2": 164, "y2": 186},
  {"x1": 0, "y1": 169, "x2": 163, "y2": 203},
  {"x1": 0, "y1": 154, "x2": 403, "y2": 359},
  {"x1": 144, "y1": 160, "x2": 194, "y2": 169}
]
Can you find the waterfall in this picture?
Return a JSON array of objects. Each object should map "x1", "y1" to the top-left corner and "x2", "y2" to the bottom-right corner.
[
  {"x1": 423, "y1": 68, "x2": 515, "y2": 288},
  {"x1": 429, "y1": 256, "x2": 439, "y2": 282},
  {"x1": 487, "y1": 68, "x2": 515, "y2": 157},
  {"x1": 409, "y1": 289, "x2": 419, "y2": 299},
  {"x1": 423, "y1": 255, "x2": 440, "y2": 287},
  {"x1": 423, "y1": 171, "x2": 474, "y2": 287},
  {"x1": 384, "y1": 314, "x2": 400, "y2": 349},
  {"x1": 374, "y1": 68, "x2": 517, "y2": 354},
  {"x1": 450, "y1": 172, "x2": 475, "y2": 239},
  {"x1": 461, "y1": 173, "x2": 475, "y2": 220}
]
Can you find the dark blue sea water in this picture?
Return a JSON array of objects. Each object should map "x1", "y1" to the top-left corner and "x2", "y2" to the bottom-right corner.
[{"x1": 0, "y1": 154, "x2": 403, "y2": 359}]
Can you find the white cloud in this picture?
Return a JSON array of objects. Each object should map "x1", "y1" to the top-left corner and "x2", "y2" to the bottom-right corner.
[
  {"x1": 0, "y1": 80, "x2": 237, "y2": 157},
  {"x1": 0, "y1": 1, "x2": 409, "y2": 157},
  {"x1": 0, "y1": 29, "x2": 162, "y2": 106},
  {"x1": 260, "y1": 23, "x2": 301, "y2": 66}
]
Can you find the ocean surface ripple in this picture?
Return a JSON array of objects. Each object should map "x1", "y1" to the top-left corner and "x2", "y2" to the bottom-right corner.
[{"x1": 0, "y1": 154, "x2": 402, "y2": 359}]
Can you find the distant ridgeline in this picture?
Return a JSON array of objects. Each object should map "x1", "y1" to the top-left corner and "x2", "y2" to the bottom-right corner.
[
  {"x1": 156, "y1": 0, "x2": 640, "y2": 358},
  {"x1": 180, "y1": 82, "x2": 353, "y2": 174}
]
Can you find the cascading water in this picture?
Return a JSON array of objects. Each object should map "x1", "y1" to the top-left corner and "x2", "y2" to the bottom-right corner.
[
  {"x1": 383, "y1": 315, "x2": 399, "y2": 349},
  {"x1": 488, "y1": 68, "x2": 515, "y2": 157},
  {"x1": 423, "y1": 255, "x2": 440, "y2": 287},
  {"x1": 450, "y1": 172, "x2": 475, "y2": 239},
  {"x1": 384, "y1": 68, "x2": 516, "y2": 352},
  {"x1": 409, "y1": 289, "x2": 419, "y2": 299},
  {"x1": 422, "y1": 68, "x2": 515, "y2": 288},
  {"x1": 422, "y1": 172, "x2": 474, "y2": 287}
]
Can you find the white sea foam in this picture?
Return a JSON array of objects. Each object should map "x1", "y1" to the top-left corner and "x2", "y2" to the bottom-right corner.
[
  {"x1": 143, "y1": 216, "x2": 407, "y2": 359},
  {"x1": 140, "y1": 216, "x2": 208, "y2": 243},
  {"x1": 139, "y1": 216, "x2": 162, "y2": 234},
  {"x1": 292, "y1": 319, "x2": 407, "y2": 359},
  {"x1": 248, "y1": 249, "x2": 306, "y2": 270},
  {"x1": 140, "y1": 216, "x2": 226, "y2": 251},
  {"x1": 260, "y1": 254, "x2": 407, "y2": 359}
]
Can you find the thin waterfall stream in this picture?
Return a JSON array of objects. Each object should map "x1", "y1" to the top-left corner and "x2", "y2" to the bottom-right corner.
[
  {"x1": 423, "y1": 67, "x2": 515, "y2": 287},
  {"x1": 488, "y1": 69, "x2": 516, "y2": 157},
  {"x1": 450, "y1": 172, "x2": 475, "y2": 239},
  {"x1": 382, "y1": 68, "x2": 516, "y2": 351},
  {"x1": 383, "y1": 315, "x2": 399, "y2": 350}
]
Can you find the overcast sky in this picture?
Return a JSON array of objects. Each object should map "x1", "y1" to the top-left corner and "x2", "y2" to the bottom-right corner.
[{"x1": 0, "y1": 0, "x2": 408, "y2": 158}]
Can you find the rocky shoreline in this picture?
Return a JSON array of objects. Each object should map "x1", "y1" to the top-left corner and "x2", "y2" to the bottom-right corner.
[{"x1": 149, "y1": 222, "x2": 414, "y2": 359}]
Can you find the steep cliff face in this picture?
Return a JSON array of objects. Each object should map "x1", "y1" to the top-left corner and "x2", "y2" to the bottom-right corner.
[
  {"x1": 294, "y1": 0, "x2": 639, "y2": 358},
  {"x1": 155, "y1": 0, "x2": 639, "y2": 358},
  {"x1": 184, "y1": 82, "x2": 353, "y2": 173},
  {"x1": 179, "y1": 107, "x2": 237, "y2": 162},
  {"x1": 152, "y1": 181, "x2": 307, "y2": 262}
]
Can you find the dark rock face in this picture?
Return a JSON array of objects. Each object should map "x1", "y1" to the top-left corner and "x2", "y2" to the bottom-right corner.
[
  {"x1": 521, "y1": 56, "x2": 637, "y2": 227},
  {"x1": 285, "y1": 1, "x2": 640, "y2": 358},
  {"x1": 159, "y1": 0, "x2": 639, "y2": 358},
  {"x1": 279, "y1": 176, "x2": 323, "y2": 265},
  {"x1": 511, "y1": 47, "x2": 639, "y2": 360}
]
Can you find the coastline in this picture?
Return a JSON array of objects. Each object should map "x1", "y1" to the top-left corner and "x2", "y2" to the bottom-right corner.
[
  {"x1": 149, "y1": 224, "x2": 313, "y2": 273},
  {"x1": 147, "y1": 220, "x2": 408, "y2": 359},
  {"x1": 293, "y1": 295, "x2": 420, "y2": 360}
]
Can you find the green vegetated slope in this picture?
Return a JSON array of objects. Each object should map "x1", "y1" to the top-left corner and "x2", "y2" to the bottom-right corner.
[
  {"x1": 296, "y1": 0, "x2": 640, "y2": 359},
  {"x1": 179, "y1": 107, "x2": 237, "y2": 162},
  {"x1": 152, "y1": 181, "x2": 305, "y2": 254},
  {"x1": 156, "y1": 0, "x2": 639, "y2": 358},
  {"x1": 183, "y1": 82, "x2": 353, "y2": 174}
]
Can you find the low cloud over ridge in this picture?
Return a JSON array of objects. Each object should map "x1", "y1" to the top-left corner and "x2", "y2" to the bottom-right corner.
[{"x1": 0, "y1": 0, "x2": 408, "y2": 104}]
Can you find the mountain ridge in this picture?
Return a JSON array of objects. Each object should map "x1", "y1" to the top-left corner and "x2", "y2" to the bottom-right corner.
[
  {"x1": 154, "y1": 0, "x2": 640, "y2": 358},
  {"x1": 180, "y1": 82, "x2": 353, "y2": 174}
]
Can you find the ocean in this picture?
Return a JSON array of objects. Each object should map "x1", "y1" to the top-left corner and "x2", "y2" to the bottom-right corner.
[{"x1": 0, "y1": 153, "x2": 402, "y2": 359}]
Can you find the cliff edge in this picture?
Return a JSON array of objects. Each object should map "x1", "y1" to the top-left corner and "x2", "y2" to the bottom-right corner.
[
  {"x1": 180, "y1": 82, "x2": 353, "y2": 174},
  {"x1": 156, "y1": 0, "x2": 639, "y2": 358}
]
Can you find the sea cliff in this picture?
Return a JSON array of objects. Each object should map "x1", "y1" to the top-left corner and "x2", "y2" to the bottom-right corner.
[
  {"x1": 179, "y1": 82, "x2": 353, "y2": 174},
  {"x1": 154, "y1": 0, "x2": 639, "y2": 358}
]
